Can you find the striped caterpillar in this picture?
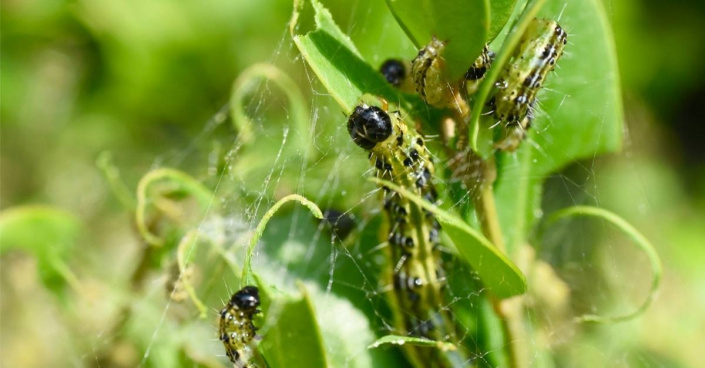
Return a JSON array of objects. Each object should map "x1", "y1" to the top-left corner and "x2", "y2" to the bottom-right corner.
[
  {"x1": 462, "y1": 44, "x2": 494, "y2": 96},
  {"x1": 347, "y1": 102, "x2": 464, "y2": 368},
  {"x1": 379, "y1": 42, "x2": 494, "y2": 106},
  {"x1": 493, "y1": 18, "x2": 567, "y2": 151},
  {"x1": 219, "y1": 286, "x2": 261, "y2": 367}
]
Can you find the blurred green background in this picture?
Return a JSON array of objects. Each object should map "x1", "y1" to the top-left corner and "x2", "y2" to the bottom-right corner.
[{"x1": 2, "y1": 0, "x2": 704, "y2": 367}]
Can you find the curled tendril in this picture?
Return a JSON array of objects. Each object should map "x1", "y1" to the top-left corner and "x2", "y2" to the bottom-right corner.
[
  {"x1": 135, "y1": 168, "x2": 213, "y2": 246},
  {"x1": 241, "y1": 194, "x2": 323, "y2": 287},
  {"x1": 541, "y1": 205, "x2": 663, "y2": 324},
  {"x1": 230, "y1": 63, "x2": 310, "y2": 152},
  {"x1": 175, "y1": 230, "x2": 208, "y2": 317}
]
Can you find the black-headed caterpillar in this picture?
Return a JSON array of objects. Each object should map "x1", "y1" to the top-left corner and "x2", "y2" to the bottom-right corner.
[
  {"x1": 219, "y1": 286, "x2": 261, "y2": 367},
  {"x1": 347, "y1": 101, "x2": 464, "y2": 368},
  {"x1": 380, "y1": 42, "x2": 493, "y2": 108},
  {"x1": 493, "y1": 18, "x2": 567, "y2": 151}
]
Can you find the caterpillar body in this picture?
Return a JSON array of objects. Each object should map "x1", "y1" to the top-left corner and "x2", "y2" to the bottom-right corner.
[
  {"x1": 493, "y1": 18, "x2": 567, "y2": 151},
  {"x1": 347, "y1": 103, "x2": 464, "y2": 368},
  {"x1": 405, "y1": 40, "x2": 494, "y2": 107},
  {"x1": 411, "y1": 37, "x2": 453, "y2": 107},
  {"x1": 462, "y1": 44, "x2": 495, "y2": 96},
  {"x1": 219, "y1": 286, "x2": 261, "y2": 368}
]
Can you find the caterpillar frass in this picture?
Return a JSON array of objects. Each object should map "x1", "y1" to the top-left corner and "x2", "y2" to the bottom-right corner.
[
  {"x1": 492, "y1": 18, "x2": 567, "y2": 151},
  {"x1": 219, "y1": 286, "x2": 261, "y2": 367},
  {"x1": 347, "y1": 102, "x2": 465, "y2": 368}
]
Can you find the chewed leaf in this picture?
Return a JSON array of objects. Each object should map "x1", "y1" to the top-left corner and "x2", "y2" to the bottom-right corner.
[
  {"x1": 385, "y1": 0, "x2": 489, "y2": 80},
  {"x1": 371, "y1": 178, "x2": 527, "y2": 298},
  {"x1": 368, "y1": 335, "x2": 456, "y2": 352},
  {"x1": 242, "y1": 194, "x2": 323, "y2": 286},
  {"x1": 0, "y1": 206, "x2": 81, "y2": 298},
  {"x1": 542, "y1": 206, "x2": 662, "y2": 324}
]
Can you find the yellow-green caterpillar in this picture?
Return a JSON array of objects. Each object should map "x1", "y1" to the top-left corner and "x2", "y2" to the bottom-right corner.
[
  {"x1": 347, "y1": 102, "x2": 465, "y2": 368},
  {"x1": 379, "y1": 41, "x2": 493, "y2": 108},
  {"x1": 219, "y1": 286, "x2": 261, "y2": 367},
  {"x1": 493, "y1": 18, "x2": 567, "y2": 151},
  {"x1": 411, "y1": 37, "x2": 453, "y2": 107}
]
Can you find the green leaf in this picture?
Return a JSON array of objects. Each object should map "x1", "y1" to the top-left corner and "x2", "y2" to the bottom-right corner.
[
  {"x1": 368, "y1": 335, "x2": 456, "y2": 352},
  {"x1": 385, "y1": 0, "x2": 490, "y2": 80},
  {"x1": 542, "y1": 206, "x2": 662, "y2": 323},
  {"x1": 493, "y1": 0, "x2": 624, "y2": 254},
  {"x1": 532, "y1": 0, "x2": 623, "y2": 174},
  {"x1": 0, "y1": 206, "x2": 81, "y2": 297},
  {"x1": 242, "y1": 194, "x2": 323, "y2": 286},
  {"x1": 477, "y1": 296, "x2": 510, "y2": 367},
  {"x1": 258, "y1": 282, "x2": 328, "y2": 368},
  {"x1": 488, "y1": 0, "x2": 518, "y2": 41},
  {"x1": 291, "y1": 0, "x2": 423, "y2": 115},
  {"x1": 371, "y1": 178, "x2": 526, "y2": 299}
]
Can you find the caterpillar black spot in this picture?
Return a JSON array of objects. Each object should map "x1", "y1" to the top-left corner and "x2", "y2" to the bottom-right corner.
[
  {"x1": 347, "y1": 102, "x2": 464, "y2": 368},
  {"x1": 493, "y1": 18, "x2": 567, "y2": 151},
  {"x1": 219, "y1": 286, "x2": 261, "y2": 368}
]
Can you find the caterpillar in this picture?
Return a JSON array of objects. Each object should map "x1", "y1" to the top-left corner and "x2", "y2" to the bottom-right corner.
[
  {"x1": 492, "y1": 18, "x2": 567, "y2": 151},
  {"x1": 219, "y1": 286, "x2": 261, "y2": 368},
  {"x1": 411, "y1": 37, "x2": 452, "y2": 107},
  {"x1": 407, "y1": 39, "x2": 494, "y2": 107},
  {"x1": 347, "y1": 102, "x2": 464, "y2": 368},
  {"x1": 462, "y1": 44, "x2": 494, "y2": 96}
]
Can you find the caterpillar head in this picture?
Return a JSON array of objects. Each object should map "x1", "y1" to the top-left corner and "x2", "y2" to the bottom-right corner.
[
  {"x1": 347, "y1": 104, "x2": 393, "y2": 150},
  {"x1": 230, "y1": 286, "x2": 260, "y2": 311},
  {"x1": 379, "y1": 59, "x2": 407, "y2": 87}
]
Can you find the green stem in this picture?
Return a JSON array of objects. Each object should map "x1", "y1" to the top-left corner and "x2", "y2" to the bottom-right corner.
[
  {"x1": 471, "y1": 156, "x2": 505, "y2": 253},
  {"x1": 468, "y1": 155, "x2": 526, "y2": 368}
]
